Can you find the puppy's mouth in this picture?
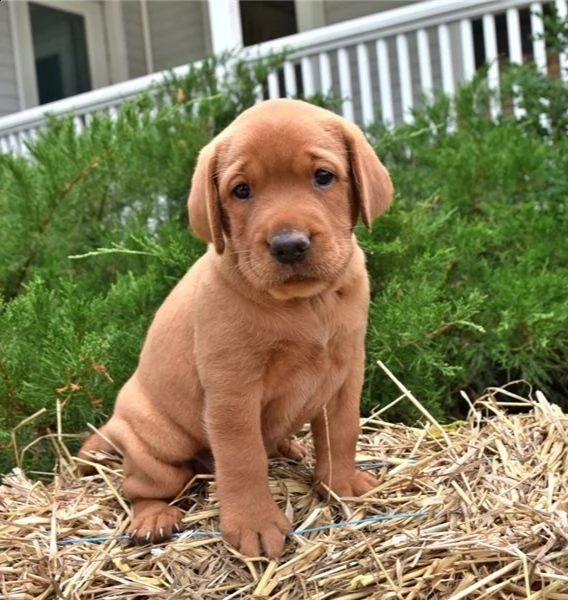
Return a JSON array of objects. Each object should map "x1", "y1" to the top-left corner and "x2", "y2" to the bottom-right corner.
[
  {"x1": 271, "y1": 266, "x2": 325, "y2": 287},
  {"x1": 283, "y1": 272, "x2": 319, "y2": 284},
  {"x1": 268, "y1": 271, "x2": 328, "y2": 300},
  {"x1": 240, "y1": 241, "x2": 338, "y2": 299}
]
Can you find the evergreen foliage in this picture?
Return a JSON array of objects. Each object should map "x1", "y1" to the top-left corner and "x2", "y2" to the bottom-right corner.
[{"x1": 0, "y1": 20, "x2": 567, "y2": 471}]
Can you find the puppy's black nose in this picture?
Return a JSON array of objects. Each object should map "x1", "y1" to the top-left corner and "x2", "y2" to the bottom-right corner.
[{"x1": 269, "y1": 230, "x2": 310, "y2": 264}]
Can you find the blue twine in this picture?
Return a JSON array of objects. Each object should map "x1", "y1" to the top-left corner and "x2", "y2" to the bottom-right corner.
[
  {"x1": 58, "y1": 510, "x2": 429, "y2": 546},
  {"x1": 57, "y1": 460, "x2": 424, "y2": 546}
]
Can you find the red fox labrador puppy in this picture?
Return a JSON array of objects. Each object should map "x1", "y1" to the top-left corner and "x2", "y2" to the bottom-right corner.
[{"x1": 79, "y1": 98, "x2": 393, "y2": 558}]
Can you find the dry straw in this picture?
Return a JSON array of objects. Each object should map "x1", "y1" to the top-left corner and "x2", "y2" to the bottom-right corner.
[{"x1": 2, "y1": 363, "x2": 568, "y2": 599}]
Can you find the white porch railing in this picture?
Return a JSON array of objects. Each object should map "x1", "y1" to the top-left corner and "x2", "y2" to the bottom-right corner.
[{"x1": 0, "y1": 0, "x2": 566, "y2": 156}]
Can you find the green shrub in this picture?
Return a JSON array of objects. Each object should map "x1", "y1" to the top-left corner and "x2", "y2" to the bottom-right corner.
[
  {"x1": 361, "y1": 113, "x2": 567, "y2": 420},
  {"x1": 0, "y1": 22, "x2": 567, "y2": 471},
  {"x1": 361, "y1": 15, "x2": 568, "y2": 420},
  {"x1": 0, "y1": 51, "x2": 299, "y2": 470}
]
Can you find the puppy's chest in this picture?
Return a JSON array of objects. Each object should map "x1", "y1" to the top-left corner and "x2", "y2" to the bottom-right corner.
[{"x1": 262, "y1": 337, "x2": 347, "y2": 405}]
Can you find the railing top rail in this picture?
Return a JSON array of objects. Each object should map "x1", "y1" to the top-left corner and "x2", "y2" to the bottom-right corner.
[
  {"x1": 0, "y1": 62, "x2": 195, "y2": 136},
  {"x1": 245, "y1": 0, "x2": 534, "y2": 58},
  {"x1": 0, "y1": 0, "x2": 537, "y2": 138}
]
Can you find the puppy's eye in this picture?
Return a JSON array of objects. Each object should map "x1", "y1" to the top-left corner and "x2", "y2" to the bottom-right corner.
[
  {"x1": 232, "y1": 183, "x2": 252, "y2": 201},
  {"x1": 313, "y1": 169, "x2": 335, "y2": 187}
]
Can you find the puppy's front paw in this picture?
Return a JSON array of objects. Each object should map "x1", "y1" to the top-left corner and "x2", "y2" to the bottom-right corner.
[
  {"x1": 129, "y1": 500, "x2": 183, "y2": 544},
  {"x1": 316, "y1": 469, "x2": 378, "y2": 498},
  {"x1": 221, "y1": 501, "x2": 291, "y2": 558}
]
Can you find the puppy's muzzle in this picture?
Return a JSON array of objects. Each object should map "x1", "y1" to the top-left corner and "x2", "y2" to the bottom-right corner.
[{"x1": 269, "y1": 230, "x2": 311, "y2": 265}]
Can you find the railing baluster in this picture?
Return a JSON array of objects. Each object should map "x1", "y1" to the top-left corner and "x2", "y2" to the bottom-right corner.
[
  {"x1": 507, "y1": 8, "x2": 523, "y2": 65},
  {"x1": 283, "y1": 61, "x2": 297, "y2": 97},
  {"x1": 356, "y1": 43, "x2": 374, "y2": 125},
  {"x1": 507, "y1": 7, "x2": 525, "y2": 119},
  {"x1": 460, "y1": 19, "x2": 476, "y2": 82},
  {"x1": 9, "y1": 133, "x2": 20, "y2": 155},
  {"x1": 28, "y1": 128, "x2": 38, "y2": 149},
  {"x1": 318, "y1": 52, "x2": 333, "y2": 96},
  {"x1": 0, "y1": 137, "x2": 9, "y2": 155},
  {"x1": 396, "y1": 34, "x2": 413, "y2": 123},
  {"x1": 19, "y1": 132, "x2": 31, "y2": 157},
  {"x1": 376, "y1": 39, "x2": 394, "y2": 125},
  {"x1": 73, "y1": 115, "x2": 84, "y2": 134},
  {"x1": 438, "y1": 24, "x2": 455, "y2": 97},
  {"x1": 253, "y1": 83, "x2": 264, "y2": 104},
  {"x1": 530, "y1": 3, "x2": 547, "y2": 75},
  {"x1": 530, "y1": 2, "x2": 550, "y2": 130},
  {"x1": 19, "y1": 134, "x2": 27, "y2": 155},
  {"x1": 267, "y1": 71, "x2": 280, "y2": 99},
  {"x1": 416, "y1": 29, "x2": 433, "y2": 98},
  {"x1": 337, "y1": 48, "x2": 354, "y2": 121},
  {"x1": 301, "y1": 57, "x2": 315, "y2": 97},
  {"x1": 483, "y1": 14, "x2": 500, "y2": 119},
  {"x1": 556, "y1": 0, "x2": 568, "y2": 81},
  {"x1": 108, "y1": 106, "x2": 119, "y2": 121}
]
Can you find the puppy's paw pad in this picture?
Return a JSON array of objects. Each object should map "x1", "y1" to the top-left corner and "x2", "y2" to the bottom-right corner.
[{"x1": 129, "y1": 505, "x2": 182, "y2": 544}]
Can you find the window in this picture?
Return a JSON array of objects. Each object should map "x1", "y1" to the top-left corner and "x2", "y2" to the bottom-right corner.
[
  {"x1": 8, "y1": 0, "x2": 126, "y2": 110},
  {"x1": 29, "y1": 2, "x2": 92, "y2": 104}
]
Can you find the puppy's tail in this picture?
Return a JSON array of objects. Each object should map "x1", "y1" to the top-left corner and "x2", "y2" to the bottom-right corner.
[{"x1": 77, "y1": 424, "x2": 118, "y2": 475}]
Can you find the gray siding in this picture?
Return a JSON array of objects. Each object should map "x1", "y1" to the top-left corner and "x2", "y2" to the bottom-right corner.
[
  {"x1": 122, "y1": 1, "x2": 147, "y2": 79},
  {"x1": 148, "y1": 0, "x2": 209, "y2": 72},
  {"x1": 0, "y1": 2, "x2": 20, "y2": 116},
  {"x1": 323, "y1": 1, "x2": 419, "y2": 26}
]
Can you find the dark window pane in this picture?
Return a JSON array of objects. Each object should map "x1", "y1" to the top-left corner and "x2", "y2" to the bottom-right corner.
[{"x1": 239, "y1": 1, "x2": 297, "y2": 46}]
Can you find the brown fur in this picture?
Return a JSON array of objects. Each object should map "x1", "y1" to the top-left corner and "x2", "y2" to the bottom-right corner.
[{"x1": 79, "y1": 99, "x2": 393, "y2": 558}]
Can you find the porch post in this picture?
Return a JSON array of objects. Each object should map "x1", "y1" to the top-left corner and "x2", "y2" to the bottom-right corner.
[{"x1": 206, "y1": 0, "x2": 243, "y2": 53}]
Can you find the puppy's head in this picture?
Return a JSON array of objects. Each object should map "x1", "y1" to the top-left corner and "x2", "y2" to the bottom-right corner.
[{"x1": 188, "y1": 99, "x2": 393, "y2": 300}]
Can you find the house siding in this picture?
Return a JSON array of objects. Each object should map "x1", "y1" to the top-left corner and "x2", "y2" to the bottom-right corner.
[
  {"x1": 122, "y1": 1, "x2": 147, "y2": 78},
  {"x1": 148, "y1": 0, "x2": 209, "y2": 72},
  {"x1": 322, "y1": 1, "x2": 419, "y2": 26},
  {"x1": 0, "y1": 2, "x2": 20, "y2": 116}
]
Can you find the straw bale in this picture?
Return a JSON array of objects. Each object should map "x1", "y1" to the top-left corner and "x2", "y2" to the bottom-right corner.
[{"x1": 2, "y1": 380, "x2": 568, "y2": 599}]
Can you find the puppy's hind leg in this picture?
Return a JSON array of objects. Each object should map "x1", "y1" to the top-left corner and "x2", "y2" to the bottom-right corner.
[
  {"x1": 77, "y1": 424, "x2": 118, "y2": 475},
  {"x1": 122, "y1": 449, "x2": 198, "y2": 544},
  {"x1": 274, "y1": 437, "x2": 308, "y2": 462}
]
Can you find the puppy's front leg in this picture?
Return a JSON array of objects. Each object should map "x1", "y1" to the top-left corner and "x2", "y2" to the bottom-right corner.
[
  {"x1": 206, "y1": 393, "x2": 291, "y2": 558},
  {"x1": 311, "y1": 357, "x2": 378, "y2": 497}
]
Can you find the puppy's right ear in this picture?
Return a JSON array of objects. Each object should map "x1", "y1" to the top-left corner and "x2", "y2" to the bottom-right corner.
[{"x1": 188, "y1": 141, "x2": 225, "y2": 254}]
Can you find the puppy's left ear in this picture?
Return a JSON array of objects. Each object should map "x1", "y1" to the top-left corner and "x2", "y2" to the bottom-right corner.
[
  {"x1": 187, "y1": 141, "x2": 225, "y2": 254},
  {"x1": 343, "y1": 122, "x2": 394, "y2": 229}
]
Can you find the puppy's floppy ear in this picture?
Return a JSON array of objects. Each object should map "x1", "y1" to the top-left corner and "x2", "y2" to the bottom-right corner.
[
  {"x1": 342, "y1": 121, "x2": 394, "y2": 229},
  {"x1": 187, "y1": 141, "x2": 225, "y2": 254}
]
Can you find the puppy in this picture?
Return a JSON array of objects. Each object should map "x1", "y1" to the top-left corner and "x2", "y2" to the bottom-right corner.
[{"x1": 79, "y1": 98, "x2": 393, "y2": 558}]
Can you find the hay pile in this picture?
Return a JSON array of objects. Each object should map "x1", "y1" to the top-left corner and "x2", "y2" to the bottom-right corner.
[{"x1": 2, "y1": 369, "x2": 568, "y2": 599}]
